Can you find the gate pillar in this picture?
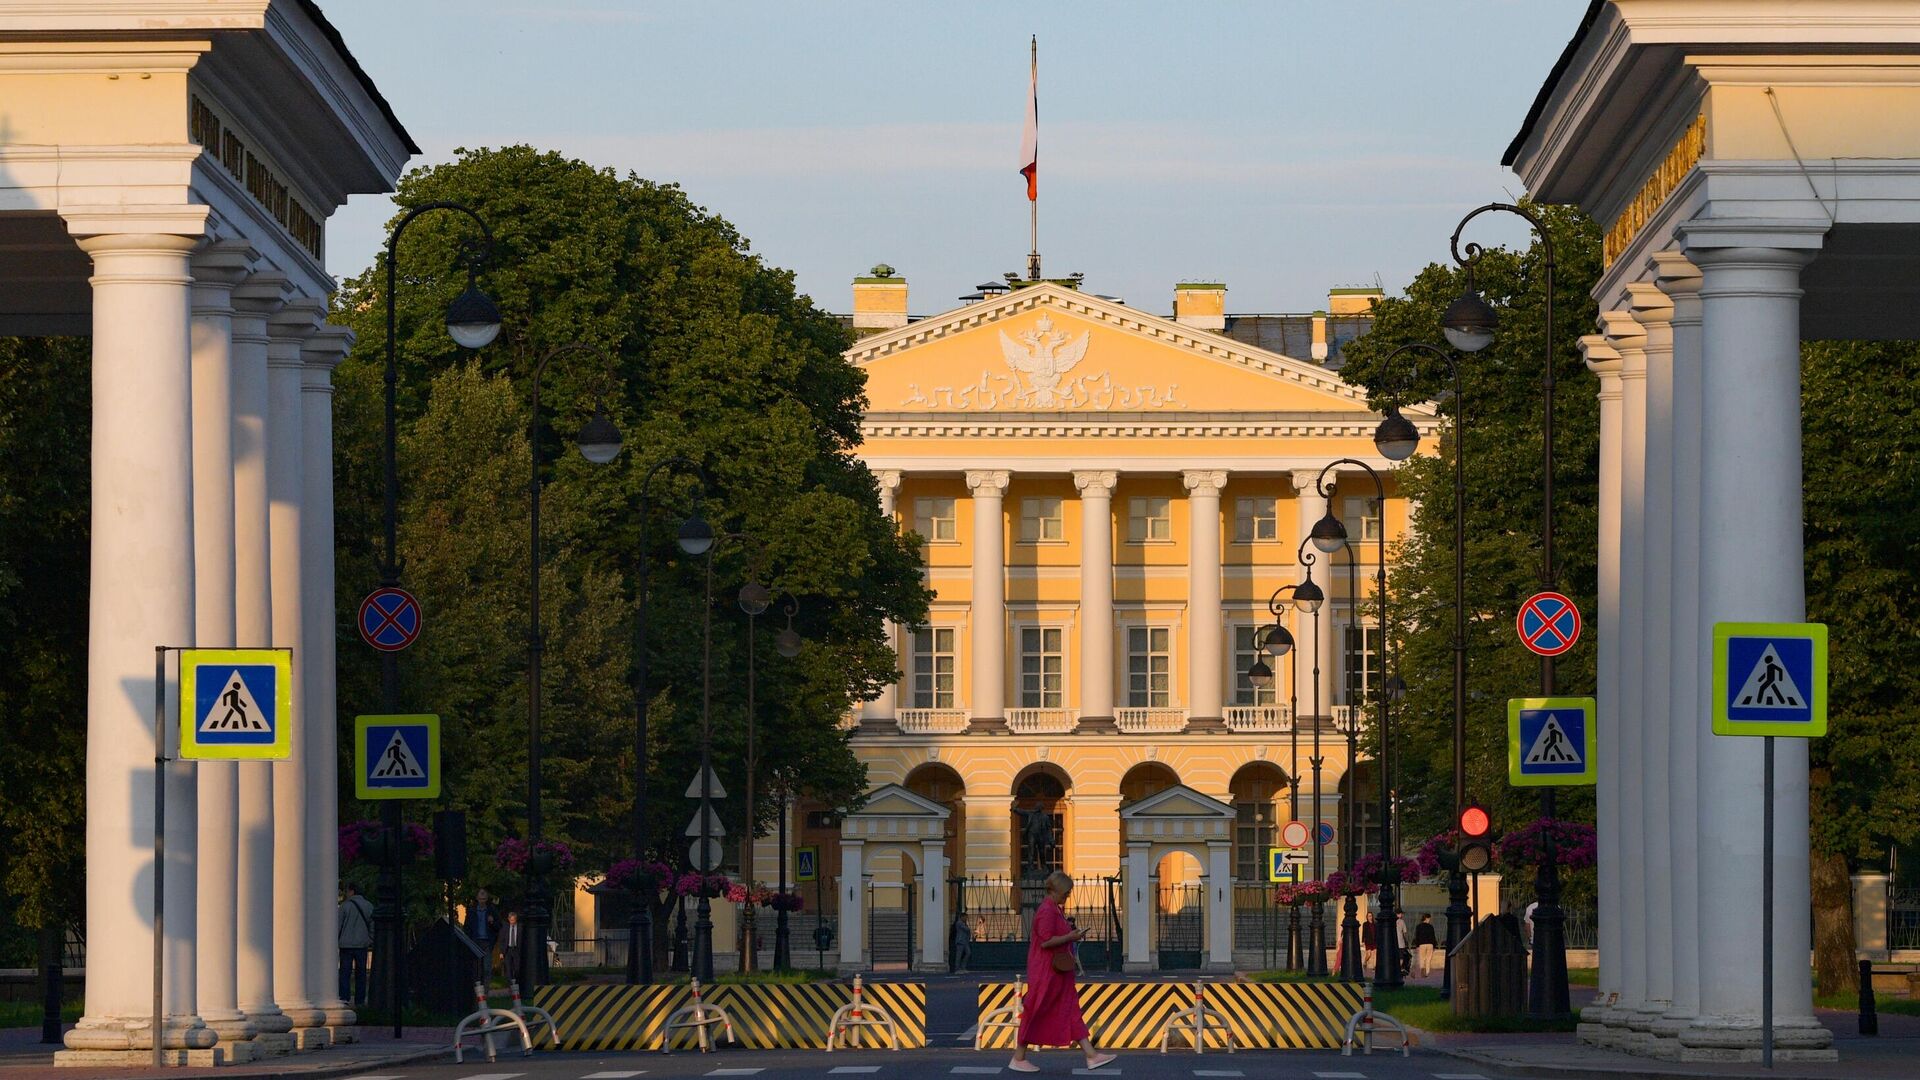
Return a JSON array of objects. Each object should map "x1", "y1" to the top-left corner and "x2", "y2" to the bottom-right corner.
[
  {"x1": 1124, "y1": 842, "x2": 1152, "y2": 971},
  {"x1": 919, "y1": 841, "x2": 947, "y2": 971},
  {"x1": 838, "y1": 840, "x2": 865, "y2": 971},
  {"x1": 1205, "y1": 840, "x2": 1234, "y2": 971}
]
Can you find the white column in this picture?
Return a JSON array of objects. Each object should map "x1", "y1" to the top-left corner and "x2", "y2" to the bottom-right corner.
[
  {"x1": 1678, "y1": 223, "x2": 1831, "y2": 1058},
  {"x1": 1073, "y1": 471, "x2": 1118, "y2": 724},
  {"x1": 839, "y1": 840, "x2": 865, "y2": 969},
  {"x1": 1630, "y1": 281, "x2": 1681, "y2": 1048},
  {"x1": 918, "y1": 840, "x2": 946, "y2": 971},
  {"x1": 869, "y1": 470, "x2": 903, "y2": 723},
  {"x1": 62, "y1": 226, "x2": 217, "y2": 1055},
  {"x1": 1291, "y1": 470, "x2": 1336, "y2": 720},
  {"x1": 1204, "y1": 840, "x2": 1233, "y2": 971},
  {"x1": 1123, "y1": 841, "x2": 1151, "y2": 971},
  {"x1": 1601, "y1": 308, "x2": 1656, "y2": 1043},
  {"x1": 190, "y1": 243, "x2": 257, "y2": 1055},
  {"x1": 1183, "y1": 471, "x2": 1227, "y2": 724},
  {"x1": 267, "y1": 299, "x2": 327, "y2": 1037},
  {"x1": 1653, "y1": 252, "x2": 1705, "y2": 1036},
  {"x1": 1578, "y1": 337, "x2": 1624, "y2": 1041},
  {"x1": 301, "y1": 326, "x2": 355, "y2": 1031},
  {"x1": 229, "y1": 273, "x2": 292, "y2": 1044},
  {"x1": 965, "y1": 470, "x2": 1010, "y2": 725}
]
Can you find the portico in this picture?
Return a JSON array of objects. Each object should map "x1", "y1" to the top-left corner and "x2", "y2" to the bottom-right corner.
[{"x1": 0, "y1": 1, "x2": 411, "y2": 1065}]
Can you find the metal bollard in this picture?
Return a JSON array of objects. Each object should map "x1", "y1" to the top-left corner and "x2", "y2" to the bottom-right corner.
[{"x1": 1858, "y1": 959, "x2": 1878, "y2": 1037}]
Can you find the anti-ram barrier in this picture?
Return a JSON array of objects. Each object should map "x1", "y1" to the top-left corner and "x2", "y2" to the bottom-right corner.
[
  {"x1": 531, "y1": 981, "x2": 926, "y2": 1051},
  {"x1": 974, "y1": 980, "x2": 1362, "y2": 1050}
]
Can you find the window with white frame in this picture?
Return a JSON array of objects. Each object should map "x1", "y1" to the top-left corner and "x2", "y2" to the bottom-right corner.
[
  {"x1": 912, "y1": 626, "x2": 956, "y2": 708},
  {"x1": 1232, "y1": 625, "x2": 1278, "y2": 705},
  {"x1": 1127, "y1": 496, "x2": 1172, "y2": 542},
  {"x1": 1233, "y1": 496, "x2": 1279, "y2": 542},
  {"x1": 913, "y1": 497, "x2": 956, "y2": 542},
  {"x1": 1343, "y1": 623, "x2": 1381, "y2": 704},
  {"x1": 1127, "y1": 626, "x2": 1172, "y2": 707},
  {"x1": 1018, "y1": 497, "x2": 1064, "y2": 542},
  {"x1": 1019, "y1": 626, "x2": 1065, "y2": 707},
  {"x1": 1341, "y1": 495, "x2": 1382, "y2": 544}
]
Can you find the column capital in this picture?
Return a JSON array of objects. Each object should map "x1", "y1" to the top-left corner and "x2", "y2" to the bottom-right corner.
[
  {"x1": 1649, "y1": 251, "x2": 1703, "y2": 298},
  {"x1": 191, "y1": 240, "x2": 259, "y2": 307},
  {"x1": 1073, "y1": 469, "x2": 1118, "y2": 496},
  {"x1": 1598, "y1": 310, "x2": 1648, "y2": 378},
  {"x1": 1581, "y1": 334, "x2": 1624, "y2": 399},
  {"x1": 874, "y1": 469, "x2": 903, "y2": 493},
  {"x1": 965, "y1": 469, "x2": 1011, "y2": 496},
  {"x1": 1675, "y1": 218, "x2": 1826, "y2": 260},
  {"x1": 300, "y1": 324, "x2": 355, "y2": 385},
  {"x1": 1625, "y1": 282, "x2": 1674, "y2": 326},
  {"x1": 1288, "y1": 468, "x2": 1329, "y2": 496},
  {"x1": 1181, "y1": 469, "x2": 1228, "y2": 496},
  {"x1": 65, "y1": 204, "x2": 210, "y2": 244}
]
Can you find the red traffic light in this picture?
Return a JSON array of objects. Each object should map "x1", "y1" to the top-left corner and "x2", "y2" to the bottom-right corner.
[{"x1": 1459, "y1": 803, "x2": 1491, "y2": 839}]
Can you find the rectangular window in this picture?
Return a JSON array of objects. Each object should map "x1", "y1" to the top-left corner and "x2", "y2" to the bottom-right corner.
[
  {"x1": 1018, "y1": 497, "x2": 1064, "y2": 542},
  {"x1": 1233, "y1": 496, "x2": 1279, "y2": 542},
  {"x1": 1019, "y1": 626, "x2": 1065, "y2": 708},
  {"x1": 1235, "y1": 801, "x2": 1278, "y2": 883},
  {"x1": 912, "y1": 626, "x2": 956, "y2": 708},
  {"x1": 1343, "y1": 623, "x2": 1381, "y2": 705},
  {"x1": 1127, "y1": 626, "x2": 1172, "y2": 707},
  {"x1": 913, "y1": 497, "x2": 956, "y2": 542},
  {"x1": 1341, "y1": 495, "x2": 1382, "y2": 545},
  {"x1": 1232, "y1": 625, "x2": 1278, "y2": 705},
  {"x1": 1127, "y1": 496, "x2": 1172, "y2": 542}
]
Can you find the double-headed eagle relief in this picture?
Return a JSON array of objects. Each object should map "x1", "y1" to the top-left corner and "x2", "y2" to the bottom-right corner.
[{"x1": 999, "y1": 314, "x2": 1091, "y2": 407}]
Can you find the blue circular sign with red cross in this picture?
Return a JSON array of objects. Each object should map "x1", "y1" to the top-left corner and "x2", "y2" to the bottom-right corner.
[
  {"x1": 358, "y1": 587, "x2": 423, "y2": 652},
  {"x1": 1517, "y1": 591, "x2": 1581, "y2": 657}
]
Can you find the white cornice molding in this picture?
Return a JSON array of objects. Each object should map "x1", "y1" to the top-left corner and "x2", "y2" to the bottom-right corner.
[{"x1": 861, "y1": 417, "x2": 1439, "y2": 441}]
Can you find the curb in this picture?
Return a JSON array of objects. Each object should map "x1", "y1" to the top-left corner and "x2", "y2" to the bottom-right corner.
[
  {"x1": 1433, "y1": 1044, "x2": 1871, "y2": 1080},
  {"x1": 15, "y1": 1043, "x2": 455, "y2": 1080}
]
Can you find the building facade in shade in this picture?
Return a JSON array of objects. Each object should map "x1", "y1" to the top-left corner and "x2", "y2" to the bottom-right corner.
[{"x1": 776, "y1": 270, "x2": 1438, "y2": 971}]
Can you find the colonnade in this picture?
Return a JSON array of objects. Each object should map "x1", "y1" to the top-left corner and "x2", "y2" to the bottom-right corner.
[
  {"x1": 60, "y1": 218, "x2": 351, "y2": 1063},
  {"x1": 1581, "y1": 227, "x2": 1832, "y2": 1060}
]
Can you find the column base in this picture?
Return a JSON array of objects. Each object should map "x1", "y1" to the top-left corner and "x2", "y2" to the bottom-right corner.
[
  {"x1": 967, "y1": 715, "x2": 1008, "y2": 735},
  {"x1": 1678, "y1": 1013, "x2": 1836, "y2": 1062},
  {"x1": 62, "y1": 1015, "x2": 219, "y2": 1052},
  {"x1": 1185, "y1": 715, "x2": 1227, "y2": 733},
  {"x1": 201, "y1": 1012, "x2": 257, "y2": 1044},
  {"x1": 251, "y1": 1032, "x2": 296, "y2": 1056},
  {"x1": 322, "y1": 1002, "x2": 357, "y2": 1028},
  {"x1": 321, "y1": 1025, "x2": 357, "y2": 1045},
  {"x1": 1203, "y1": 960, "x2": 1233, "y2": 973},
  {"x1": 1123, "y1": 961, "x2": 1153, "y2": 974},
  {"x1": 1076, "y1": 715, "x2": 1117, "y2": 734},
  {"x1": 280, "y1": 1003, "x2": 328, "y2": 1029},
  {"x1": 289, "y1": 1026, "x2": 333, "y2": 1051},
  {"x1": 243, "y1": 1006, "x2": 294, "y2": 1034},
  {"x1": 55, "y1": 1047, "x2": 228, "y2": 1067}
]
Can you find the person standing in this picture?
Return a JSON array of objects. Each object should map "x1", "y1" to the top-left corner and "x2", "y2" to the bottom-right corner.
[
  {"x1": 337, "y1": 883, "x2": 374, "y2": 1006},
  {"x1": 1395, "y1": 911, "x2": 1411, "y2": 976},
  {"x1": 465, "y1": 887, "x2": 500, "y2": 983},
  {"x1": 1522, "y1": 899, "x2": 1539, "y2": 952},
  {"x1": 1413, "y1": 914, "x2": 1438, "y2": 977},
  {"x1": 1010, "y1": 872, "x2": 1115, "y2": 1073},
  {"x1": 502, "y1": 911, "x2": 525, "y2": 987},
  {"x1": 951, "y1": 912, "x2": 973, "y2": 974}
]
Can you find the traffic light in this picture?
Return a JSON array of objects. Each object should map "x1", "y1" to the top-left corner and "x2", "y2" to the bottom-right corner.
[{"x1": 1456, "y1": 801, "x2": 1494, "y2": 872}]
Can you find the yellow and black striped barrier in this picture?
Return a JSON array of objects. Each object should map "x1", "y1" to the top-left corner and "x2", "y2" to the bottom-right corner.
[
  {"x1": 532, "y1": 982, "x2": 927, "y2": 1051},
  {"x1": 973, "y1": 980, "x2": 1361, "y2": 1051}
]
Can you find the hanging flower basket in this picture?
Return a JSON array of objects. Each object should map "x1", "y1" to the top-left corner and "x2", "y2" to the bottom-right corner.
[
  {"x1": 1414, "y1": 829, "x2": 1466, "y2": 878},
  {"x1": 604, "y1": 858, "x2": 675, "y2": 894},
  {"x1": 1351, "y1": 852, "x2": 1419, "y2": 888},
  {"x1": 496, "y1": 837, "x2": 576, "y2": 876},
  {"x1": 1287, "y1": 879, "x2": 1333, "y2": 905},
  {"x1": 675, "y1": 871, "x2": 733, "y2": 899},
  {"x1": 767, "y1": 891, "x2": 805, "y2": 913},
  {"x1": 1495, "y1": 818, "x2": 1596, "y2": 870},
  {"x1": 1324, "y1": 868, "x2": 1379, "y2": 898}
]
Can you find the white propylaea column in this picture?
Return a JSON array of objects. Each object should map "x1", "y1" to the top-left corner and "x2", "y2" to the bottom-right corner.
[
  {"x1": 869, "y1": 470, "x2": 903, "y2": 723},
  {"x1": 1629, "y1": 281, "x2": 1680, "y2": 1049},
  {"x1": 1679, "y1": 222, "x2": 1831, "y2": 1060},
  {"x1": 1182, "y1": 471, "x2": 1228, "y2": 725},
  {"x1": 190, "y1": 242, "x2": 258, "y2": 1057},
  {"x1": 1601, "y1": 307, "x2": 1658, "y2": 1044},
  {"x1": 1577, "y1": 336, "x2": 1624, "y2": 1042},
  {"x1": 1073, "y1": 471, "x2": 1118, "y2": 725},
  {"x1": 1290, "y1": 470, "x2": 1336, "y2": 719},
  {"x1": 267, "y1": 298, "x2": 327, "y2": 1039},
  {"x1": 301, "y1": 325, "x2": 355, "y2": 1031},
  {"x1": 965, "y1": 470, "x2": 1010, "y2": 726},
  {"x1": 1653, "y1": 251, "x2": 1705, "y2": 1038},
  {"x1": 62, "y1": 222, "x2": 217, "y2": 1056},
  {"x1": 229, "y1": 272, "x2": 292, "y2": 1045}
]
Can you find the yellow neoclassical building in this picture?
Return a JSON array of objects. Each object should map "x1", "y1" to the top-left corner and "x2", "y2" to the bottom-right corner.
[{"x1": 779, "y1": 270, "x2": 1437, "y2": 971}]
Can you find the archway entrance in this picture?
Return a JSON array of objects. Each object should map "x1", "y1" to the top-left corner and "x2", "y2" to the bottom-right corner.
[
  {"x1": 1010, "y1": 765, "x2": 1069, "y2": 881},
  {"x1": 1154, "y1": 850, "x2": 1205, "y2": 970},
  {"x1": 904, "y1": 762, "x2": 966, "y2": 874}
]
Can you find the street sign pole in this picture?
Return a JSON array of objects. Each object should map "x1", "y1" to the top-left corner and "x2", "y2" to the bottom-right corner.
[
  {"x1": 152, "y1": 646, "x2": 168, "y2": 1069},
  {"x1": 1763, "y1": 735, "x2": 1774, "y2": 1070}
]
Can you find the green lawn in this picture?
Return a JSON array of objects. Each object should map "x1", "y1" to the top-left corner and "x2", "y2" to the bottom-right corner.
[
  {"x1": 1243, "y1": 974, "x2": 1579, "y2": 1033},
  {"x1": 0, "y1": 1000, "x2": 80, "y2": 1028},
  {"x1": 1815, "y1": 991, "x2": 1920, "y2": 1016},
  {"x1": 1568, "y1": 967, "x2": 1599, "y2": 986}
]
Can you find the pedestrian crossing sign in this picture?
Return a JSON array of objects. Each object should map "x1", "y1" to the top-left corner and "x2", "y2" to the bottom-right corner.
[
  {"x1": 354, "y1": 714, "x2": 440, "y2": 800},
  {"x1": 1507, "y1": 697, "x2": 1597, "y2": 787},
  {"x1": 1712, "y1": 622, "x2": 1827, "y2": 737},
  {"x1": 179, "y1": 648, "x2": 293, "y2": 760},
  {"x1": 796, "y1": 846, "x2": 819, "y2": 883}
]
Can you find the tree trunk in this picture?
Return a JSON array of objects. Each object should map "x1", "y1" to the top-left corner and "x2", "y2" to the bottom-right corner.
[{"x1": 1810, "y1": 848, "x2": 1856, "y2": 997}]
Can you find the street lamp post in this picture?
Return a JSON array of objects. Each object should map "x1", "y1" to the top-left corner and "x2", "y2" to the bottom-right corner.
[
  {"x1": 524, "y1": 343, "x2": 624, "y2": 994},
  {"x1": 1444, "y1": 202, "x2": 1569, "y2": 1019},
  {"x1": 1247, "y1": 587, "x2": 1298, "y2": 970},
  {"x1": 1369, "y1": 341, "x2": 1473, "y2": 998},
  {"x1": 1337, "y1": 704, "x2": 1365, "y2": 979},
  {"x1": 682, "y1": 525, "x2": 755, "y2": 983},
  {"x1": 1290, "y1": 542, "x2": 1329, "y2": 977},
  {"x1": 770, "y1": 598, "x2": 803, "y2": 971},
  {"x1": 734, "y1": 583, "x2": 799, "y2": 972},
  {"x1": 375, "y1": 202, "x2": 500, "y2": 1033},
  {"x1": 629, "y1": 458, "x2": 710, "y2": 985},
  {"x1": 1310, "y1": 459, "x2": 1398, "y2": 989}
]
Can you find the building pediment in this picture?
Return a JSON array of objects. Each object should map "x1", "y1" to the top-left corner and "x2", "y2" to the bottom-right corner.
[
  {"x1": 849, "y1": 284, "x2": 1429, "y2": 419},
  {"x1": 849, "y1": 783, "x2": 952, "y2": 821},
  {"x1": 1119, "y1": 784, "x2": 1235, "y2": 821}
]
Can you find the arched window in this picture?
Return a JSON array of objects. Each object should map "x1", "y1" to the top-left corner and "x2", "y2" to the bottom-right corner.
[
  {"x1": 1230, "y1": 763, "x2": 1290, "y2": 882},
  {"x1": 1012, "y1": 771, "x2": 1066, "y2": 879}
]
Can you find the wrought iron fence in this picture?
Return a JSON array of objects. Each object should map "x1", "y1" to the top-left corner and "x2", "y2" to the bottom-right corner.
[
  {"x1": 1892, "y1": 888, "x2": 1920, "y2": 950},
  {"x1": 950, "y1": 875, "x2": 1120, "y2": 971}
]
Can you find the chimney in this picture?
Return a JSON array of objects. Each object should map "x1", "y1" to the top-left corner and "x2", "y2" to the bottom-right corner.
[
  {"x1": 1328, "y1": 286, "x2": 1383, "y2": 315},
  {"x1": 852, "y1": 264, "x2": 908, "y2": 331},
  {"x1": 1310, "y1": 309, "x2": 1329, "y2": 361},
  {"x1": 1172, "y1": 282, "x2": 1226, "y2": 331}
]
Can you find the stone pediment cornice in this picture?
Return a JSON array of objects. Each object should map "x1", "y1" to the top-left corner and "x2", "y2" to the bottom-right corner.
[
  {"x1": 846, "y1": 282, "x2": 1437, "y2": 419},
  {"x1": 860, "y1": 412, "x2": 1442, "y2": 441}
]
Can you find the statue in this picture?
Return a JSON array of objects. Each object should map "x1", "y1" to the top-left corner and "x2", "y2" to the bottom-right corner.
[{"x1": 1013, "y1": 805, "x2": 1056, "y2": 876}]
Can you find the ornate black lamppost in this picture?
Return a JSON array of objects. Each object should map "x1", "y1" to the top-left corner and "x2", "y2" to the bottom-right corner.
[
  {"x1": 1309, "y1": 459, "x2": 1398, "y2": 989},
  {"x1": 735, "y1": 587, "x2": 802, "y2": 973},
  {"x1": 1247, "y1": 586, "x2": 1298, "y2": 970},
  {"x1": 628, "y1": 457, "x2": 711, "y2": 984},
  {"x1": 1336, "y1": 703, "x2": 1365, "y2": 979},
  {"x1": 1290, "y1": 541, "x2": 1329, "y2": 977},
  {"x1": 770, "y1": 600, "x2": 803, "y2": 971},
  {"x1": 375, "y1": 202, "x2": 500, "y2": 1032},
  {"x1": 684, "y1": 526, "x2": 758, "y2": 982},
  {"x1": 1444, "y1": 202, "x2": 1569, "y2": 1019},
  {"x1": 523, "y1": 342, "x2": 624, "y2": 993}
]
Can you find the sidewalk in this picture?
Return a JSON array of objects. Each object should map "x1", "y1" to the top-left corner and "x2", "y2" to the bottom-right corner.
[
  {"x1": 0, "y1": 1027, "x2": 451, "y2": 1080},
  {"x1": 1424, "y1": 1009, "x2": 1920, "y2": 1080}
]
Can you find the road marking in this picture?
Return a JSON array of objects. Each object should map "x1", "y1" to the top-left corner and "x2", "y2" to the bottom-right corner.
[
  {"x1": 344, "y1": 1076, "x2": 405, "y2": 1080},
  {"x1": 454, "y1": 1075, "x2": 523, "y2": 1080},
  {"x1": 831, "y1": 1070, "x2": 883, "y2": 1075},
  {"x1": 1072, "y1": 1071, "x2": 1120, "y2": 1076},
  {"x1": 583, "y1": 1073, "x2": 647, "y2": 1079},
  {"x1": 955, "y1": 1023, "x2": 981, "y2": 1042},
  {"x1": 953, "y1": 1069, "x2": 1003, "y2": 1075},
  {"x1": 1315, "y1": 1074, "x2": 1367, "y2": 1079},
  {"x1": 706, "y1": 1072, "x2": 763, "y2": 1078},
  {"x1": 1193, "y1": 1072, "x2": 1243, "y2": 1077},
  {"x1": 1434, "y1": 1075, "x2": 1490, "y2": 1079}
]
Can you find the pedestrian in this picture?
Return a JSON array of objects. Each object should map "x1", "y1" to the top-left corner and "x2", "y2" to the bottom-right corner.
[
  {"x1": 465, "y1": 888, "x2": 500, "y2": 983},
  {"x1": 1413, "y1": 914, "x2": 1438, "y2": 977},
  {"x1": 1522, "y1": 899, "x2": 1539, "y2": 951},
  {"x1": 1361, "y1": 909, "x2": 1377, "y2": 969},
  {"x1": 502, "y1": 910, "x2": 526, "y2": 987},
  {"x1": 951, "y1": 912, "x2": 973, "y2": 974},
  {"x1": 337, "y1": 883, "x2": 374, "y2": 1006},
  {"x1": 1010, "y1": 871, "x2": 1115, "y2": 1074},
  {"x1": 1395, "y1": 911, "x2": 1410, "y2": 976}
]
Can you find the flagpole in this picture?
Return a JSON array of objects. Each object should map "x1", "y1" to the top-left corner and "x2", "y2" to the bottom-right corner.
[{"x1": 1027, "y1": 35, "x2": 1041, "y2": 281}]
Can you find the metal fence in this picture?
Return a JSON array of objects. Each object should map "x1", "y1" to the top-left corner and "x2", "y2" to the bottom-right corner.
[
  {"x1": 1892, "y1": 888, "x2": 1920, "y2": 950},
  {"x1": 951, "y1": 875, "x2": 1121, "y2": 971}
]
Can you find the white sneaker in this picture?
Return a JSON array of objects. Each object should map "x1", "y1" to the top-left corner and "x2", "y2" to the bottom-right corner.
[{"x1": 1008, "y1": 1060, "x2": 1040, "y2": 1072}]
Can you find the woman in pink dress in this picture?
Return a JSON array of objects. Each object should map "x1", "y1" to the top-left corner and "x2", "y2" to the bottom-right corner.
[{"x1": 1011, "y1": 872, "x2": 1115, "y2": 1073}]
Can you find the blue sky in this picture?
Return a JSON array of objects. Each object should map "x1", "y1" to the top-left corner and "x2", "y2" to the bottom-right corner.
[{"x1": 321, "y1": 0, "x2": 1588, "y2": 317}]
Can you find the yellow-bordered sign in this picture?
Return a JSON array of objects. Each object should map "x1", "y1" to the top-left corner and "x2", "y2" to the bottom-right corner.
[
  {"x1": 354, "y1": 715, "x2": 441, "y2": 800},
  {"x1": 1712, "y1": 622, "x2": 1827, "y2": 738},
  {"x1": 1508, "y1": 696, "x2": 1597, "y2": 787},
  {"x1": 179, "y1": 648, "x2": 294, "y2": 760}
]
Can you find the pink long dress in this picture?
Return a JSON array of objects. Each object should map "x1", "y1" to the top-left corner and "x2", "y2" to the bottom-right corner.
[{"x1": 1017, "y1": 897, "x2": 1090, "y2": 1048}]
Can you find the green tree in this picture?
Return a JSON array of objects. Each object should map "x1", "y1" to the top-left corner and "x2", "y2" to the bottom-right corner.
[{"x1": 328, "y1": 146, "x2": 930, "y2": 896}]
